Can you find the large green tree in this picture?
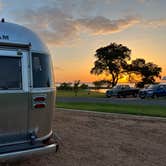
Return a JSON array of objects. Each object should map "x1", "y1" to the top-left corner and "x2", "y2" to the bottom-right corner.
[
  {"x1": 91, "y1": 43, "x2": 131, "y2": 87},
  {"x1": 126, "y1": 58, "x2": 162, "y2": 87}
]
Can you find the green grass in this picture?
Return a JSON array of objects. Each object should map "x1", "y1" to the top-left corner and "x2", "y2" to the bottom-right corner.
[
  {"x1": 56, "y1": 90, "x2": 104, "y2": 98},
  {"x1": 57, "y1": 102, "x2": 166, "y2": 118}
]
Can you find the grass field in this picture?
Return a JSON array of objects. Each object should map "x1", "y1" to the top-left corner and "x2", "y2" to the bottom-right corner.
[
  {"x1": 56, "y1": 90, "x2": 104, "y2": 98},
  {"x1": 57, "y1": 90, "x2": 166, "y2": 99},
  {"x1": 57, "y1": 102, "x2": 166, "y2": 117}
]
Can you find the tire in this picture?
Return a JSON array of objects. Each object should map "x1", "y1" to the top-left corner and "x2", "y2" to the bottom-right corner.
[
  {"x1": 151, "y1": 93, "x2": 155, "y2": 98},
  {"x1": 106, "y1": 93, "x2": 112, "y2": 98},
  {"x1": 133, "y1": 93, "x2": 137, "y2": 98},
  {"x1": 139, "y1": 94, "x2": 145, "y2": 99},
  {"x1": 122, "y1": 95, "x2": 126, "y2": 98},
  {"x1": 151, "y1": 94, "x2": 158, "y2": 99},
  {"x1": 117, "y1": 93, "x2": 121, "y2": 98}
]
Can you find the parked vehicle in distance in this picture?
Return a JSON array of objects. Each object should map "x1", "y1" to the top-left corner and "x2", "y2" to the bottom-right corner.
[
  {"x1": 139, "y1": 84, "x2": 166, "y2": 99},
  {"x1": 106, "y1": 85, "x2": 139, "y2": 98}
]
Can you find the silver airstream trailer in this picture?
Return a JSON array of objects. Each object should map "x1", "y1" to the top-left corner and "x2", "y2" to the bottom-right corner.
[{"x1": 0, "y1": 19, "x2": 58, "y2": 161}]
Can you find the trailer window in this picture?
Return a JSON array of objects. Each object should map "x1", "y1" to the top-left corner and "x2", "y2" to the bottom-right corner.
[
  {"x1": 32, "y1": 53, "x2": 51, "y2": 88},
  {"x1": 0, "y1": 57, "x2": 22, "y2": 90}
]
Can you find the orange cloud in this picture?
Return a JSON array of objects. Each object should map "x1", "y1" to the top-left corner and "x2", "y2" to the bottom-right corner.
[
  {"x1": 13, "y1": 7, "x2": 140, "y2": 46},
  {"x1": 76, "y1": 16, "x2": 140, "y2": 35}
]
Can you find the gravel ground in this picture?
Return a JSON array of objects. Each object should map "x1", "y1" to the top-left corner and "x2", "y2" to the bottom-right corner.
[
  {"x1": 57, "y1": 97, "x2": 166, "y2": 106},
  {"x1": 10, "y1": 109, "x2": 166, "y2": 166}
]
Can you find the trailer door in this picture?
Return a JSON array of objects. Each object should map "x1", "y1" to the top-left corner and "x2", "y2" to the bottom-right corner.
[
  {"x1": 28, "y1": 52, "x2": 55, "y2": 138},
  {"x1": 0, "y1": 49, "x2": 29, "y2": 145}
]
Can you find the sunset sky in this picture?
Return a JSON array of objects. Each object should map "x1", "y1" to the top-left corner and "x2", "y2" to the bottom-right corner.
[{"x1": 1, "y1": 0, "x2": 166, "y2": 82}]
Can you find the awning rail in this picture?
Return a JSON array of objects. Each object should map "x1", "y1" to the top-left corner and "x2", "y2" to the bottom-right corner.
[{"x1": 0, "y1": 42, "x2": 31, "y2": 50}]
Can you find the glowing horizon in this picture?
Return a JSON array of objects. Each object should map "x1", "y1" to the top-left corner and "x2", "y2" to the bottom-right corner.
[{"x1": 1, "y1": 0, "x2": 165, "y2": 83}]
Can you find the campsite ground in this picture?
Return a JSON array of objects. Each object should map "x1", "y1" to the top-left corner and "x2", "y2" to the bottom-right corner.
[{"x1": 15, "y1": 109, "x2": 166, "y2": 166}]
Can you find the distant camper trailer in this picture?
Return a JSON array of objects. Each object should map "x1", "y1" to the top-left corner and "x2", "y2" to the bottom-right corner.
[{"x1": 0, "y1": 19, "x2": 58, "y2": 162}]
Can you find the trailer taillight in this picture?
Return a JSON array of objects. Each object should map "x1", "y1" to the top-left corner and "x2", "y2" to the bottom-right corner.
[
  {"x1": 34, "y1": 96, "x2": 46, "y2": 102},
  {"x1": 34, "y1": 103, "x2": 46, "y2": 109}
]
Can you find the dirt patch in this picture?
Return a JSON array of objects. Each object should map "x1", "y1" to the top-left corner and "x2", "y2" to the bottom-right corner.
[{"x1": 11, "y1": 109, "x2": 166, "y2": 166}]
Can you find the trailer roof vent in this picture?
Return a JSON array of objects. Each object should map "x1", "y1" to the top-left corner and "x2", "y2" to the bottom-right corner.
[{"x1": 1, "y1": 18, "x2": 5, "y2": 23}]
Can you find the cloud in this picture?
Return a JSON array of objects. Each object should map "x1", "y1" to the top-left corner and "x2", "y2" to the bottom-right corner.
[
  {"x1": 55, "y1": 66, "x2": 64, "y2": 71},
  {"x1": 143, "y1": 18, "x2": 166, "y2": 28},
  {"x1": 76, "y1": 16, "x2": 140, "y2": 35},
  {"x1": 13, "y1": 6, "x2": 139, "y2": 46},
  {"x1": 137, "y1": 0, "x2": 154, "y2": 3},
  {"x1": 14, "y1": 7, "x2": 78, "y2": 45},
  {"x1": 0, "y1": 0, "x2": 3, "y2": 11}
]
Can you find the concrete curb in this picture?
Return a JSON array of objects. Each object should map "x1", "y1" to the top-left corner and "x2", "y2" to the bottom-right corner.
[{"x1": 57, "y1": 107, "x2": 166, "y2": 122}]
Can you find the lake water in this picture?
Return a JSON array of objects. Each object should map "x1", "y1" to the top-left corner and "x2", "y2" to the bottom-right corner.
[{"x1": 90, "y1": 89, "x2": 109, "y2": 93}]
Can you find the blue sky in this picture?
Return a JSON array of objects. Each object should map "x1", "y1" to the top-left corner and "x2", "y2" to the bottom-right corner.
[{"x1": 0, "y1": 0, "x2": 166, "y2": 82}]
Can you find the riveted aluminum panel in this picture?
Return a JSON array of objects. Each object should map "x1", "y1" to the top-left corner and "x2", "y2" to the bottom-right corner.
[{"x1": 0, "y1": 22, "x2": 49, "y2": 54}]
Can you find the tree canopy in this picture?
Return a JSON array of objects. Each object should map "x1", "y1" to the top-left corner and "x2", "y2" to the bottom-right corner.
[
  {"x1": 91, "y1": 43, "x2": 131, "y2": 87},
  {"x1": 91, "y1": 43, "x2": 162, "y2": 88},
  {"x1": 127, "y1": 58, "x2": 162, "y2": 87},
  {"x1": 58, "y1": 82, "x2": 72, "y2": 90}
]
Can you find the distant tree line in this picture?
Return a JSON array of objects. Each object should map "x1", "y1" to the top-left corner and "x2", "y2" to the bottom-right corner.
[
  {"x1": 58, "y1": 82, "x2": 89, "y2": 90},
  {"x1": 57, "y1": 80, "x2": 110, "y2": 92},
  {"x1": 91, "y1": 43, "x2": 162, "y2": 88},
  {"x1": 57, "y1": 81, "x2": 89, "y2": 96}
]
